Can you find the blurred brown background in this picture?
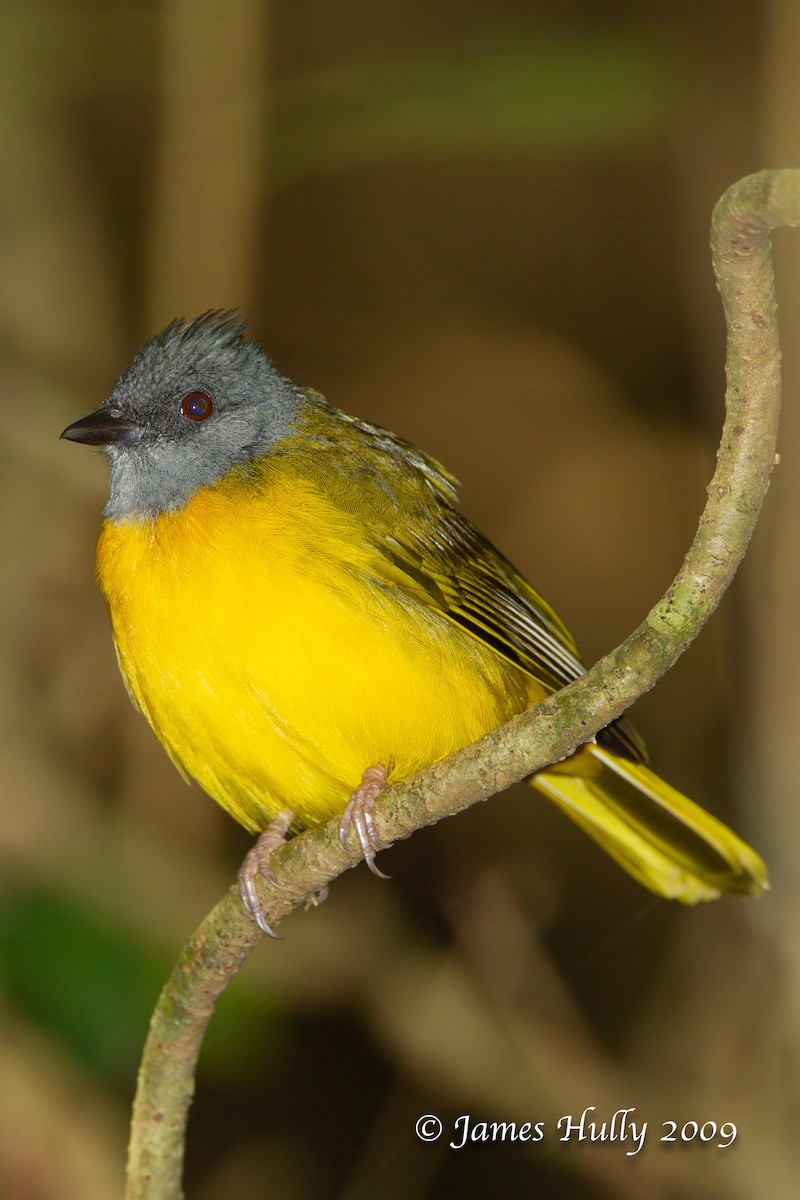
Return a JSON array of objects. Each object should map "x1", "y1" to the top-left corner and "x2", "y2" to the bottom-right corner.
[{"x1": 2, "y1": 1, "x2": 799, "y2": 1197}]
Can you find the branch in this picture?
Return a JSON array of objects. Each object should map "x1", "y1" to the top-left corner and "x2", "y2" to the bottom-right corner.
[{"x1": 125, "y1": 169, "x2": 800, "y2": 1199}]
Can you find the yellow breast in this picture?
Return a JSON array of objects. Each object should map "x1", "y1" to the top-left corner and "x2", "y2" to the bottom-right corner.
[{"x1": 96, "y1": 461, "x2": 535, "y2": 831}]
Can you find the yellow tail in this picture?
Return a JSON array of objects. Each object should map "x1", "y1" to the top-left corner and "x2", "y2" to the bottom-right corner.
[{"x1": 532, "y1": 745, "x2": 768, "y2": 904}]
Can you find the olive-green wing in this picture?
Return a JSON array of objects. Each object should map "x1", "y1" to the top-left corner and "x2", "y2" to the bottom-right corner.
[
  {"x1": 374, "y1": 510, "x2": 647, "y2": 764},
  {"x1": 377, "y1": 514, "x2": 581, "y2": 690},
  {"x1": 295, "y1": 395, "x2": 646, "y2": 763}
]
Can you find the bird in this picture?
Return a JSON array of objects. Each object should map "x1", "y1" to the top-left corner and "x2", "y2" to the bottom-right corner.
[{"x1": 61, "y1": 310, "x2": 768, "y2": 932}]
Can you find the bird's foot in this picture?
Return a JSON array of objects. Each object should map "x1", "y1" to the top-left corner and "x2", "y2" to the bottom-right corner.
[
  {"x1": 338, "y1": 761, "x2": 393, "y2": 877},
  {"x1": 238, "y1": 808, "x2": 294, "y2": 937}
]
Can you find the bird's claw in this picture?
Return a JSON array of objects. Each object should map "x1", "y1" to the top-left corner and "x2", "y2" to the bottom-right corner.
[
  {"x1": 338, "y1": 761, "x2": 393, "y2": 878},
  {"x1": 238, "y1": 808, "x2": 294, "y2": 937}
]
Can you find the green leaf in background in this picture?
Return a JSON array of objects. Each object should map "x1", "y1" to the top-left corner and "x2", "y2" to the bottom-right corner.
[
  {"x1": 0, "y1": 890, "x2": 284, "y2": 1086},
  {"x1": 274, "y1": 35, "x2": 682, "y2": 188}
]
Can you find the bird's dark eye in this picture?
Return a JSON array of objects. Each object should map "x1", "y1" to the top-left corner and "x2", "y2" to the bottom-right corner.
[{"x1": 180, "y1": 391, "x2": 213, "y2": 422}]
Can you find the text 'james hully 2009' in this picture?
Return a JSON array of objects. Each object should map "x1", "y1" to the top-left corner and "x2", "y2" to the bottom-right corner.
[{"x1": 415, "y1": 1108, "x2": 738, "y2": 1157}]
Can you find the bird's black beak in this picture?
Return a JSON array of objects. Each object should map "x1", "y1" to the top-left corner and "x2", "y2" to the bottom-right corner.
[{"x1": 60, "y1": 407, "x2": 141, "y2": 446}]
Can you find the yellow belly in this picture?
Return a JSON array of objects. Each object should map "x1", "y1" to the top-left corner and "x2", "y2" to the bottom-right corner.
[{"x1": 96, "y1": 467, "x2": 536, "y2": 831}]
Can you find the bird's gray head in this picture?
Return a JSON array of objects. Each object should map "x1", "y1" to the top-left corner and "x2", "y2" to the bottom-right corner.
[{"x1": 61, "y1": 311, "x2": 303, "y2": 520}]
